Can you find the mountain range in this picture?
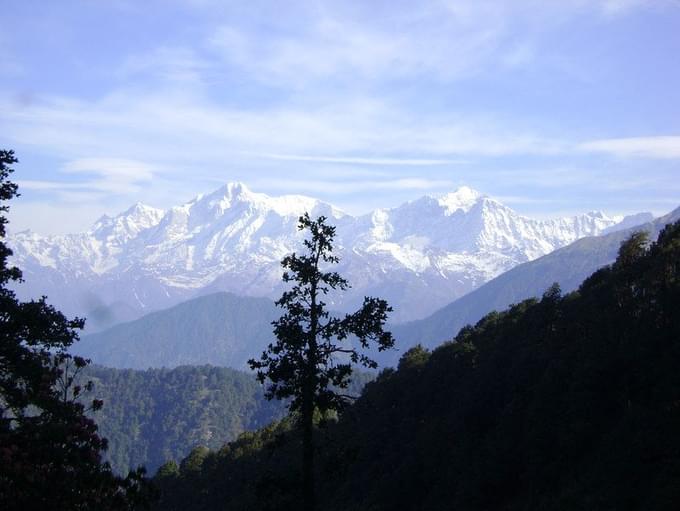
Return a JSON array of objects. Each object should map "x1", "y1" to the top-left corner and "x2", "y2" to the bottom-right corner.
[
  {"x1": 9, "y1": 183, "x2": 650, "y2": 328},
  {"x1": 73, "y1": 206, "x2": 678, "y2": 371}
]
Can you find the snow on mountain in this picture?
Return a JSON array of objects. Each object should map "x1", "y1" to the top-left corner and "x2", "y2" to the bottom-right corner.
[{"x1": 8, "y1": 183, "x2": 647, "y2": 326}]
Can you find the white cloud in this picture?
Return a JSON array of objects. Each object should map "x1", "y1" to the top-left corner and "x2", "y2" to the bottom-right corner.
[
  {"x1": 202, "y1": 0, "x2": 648, "y2": 86},
  {"x1": 580, "y1": 136, "x2": 680, "y2": 159},
  {"x1": 248, "y1": 177, "x2": 457, "y2": 195},
  {"x1": 263, "y1": 154, "x2": 466, "y2": 166},
  {"x1": 600, "y1": 0, "x2": 649, "y2": 16},
  {"x1": 8, "y1": 200, "x2": 120, "y2": 235},
  {"x1": 13, "y1": 158, "x2": 157, "y2": 201},
  {"x1": 206, "y1": 9, "x2": 507, "y2": 86},
  {"x1": 0, "y1": 91, "x2": 564, "y2": 165},
  {"x1": 64, "y1": 158, "x2": 155, "y2": 181},
  {"x1": 118, "y1": 46, "x2": 214, "y2": 88},
  {"x1": 62, "y1": 158, "x2": 155, "y2": 194},
  {"x1": 15, "y1": 180, "x2": 83, "y2": 191}
]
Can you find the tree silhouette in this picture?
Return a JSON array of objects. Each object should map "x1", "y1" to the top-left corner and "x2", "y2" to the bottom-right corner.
[
  {"x1": 249, "y1": 213, "x2": 394, "y2": 511},
  {"x1": 0, "y1": 150, "x2": 153, "y2": 510}
]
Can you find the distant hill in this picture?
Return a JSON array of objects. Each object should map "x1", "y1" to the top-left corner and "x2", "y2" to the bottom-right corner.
[
  {"x1": 74, "y1": 292, "x2": 279, "y2": 370},
  {"x1": 390, "y1": 205, "x2": 680, "y2": 358}
]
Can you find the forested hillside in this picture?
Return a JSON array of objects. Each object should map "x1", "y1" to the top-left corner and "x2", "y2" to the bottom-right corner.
[
  {"x1": 154, "y1": 221, "x2": 680, "y2": 510},
  {"x1": 82, "y1": 365, "x2": 373, "y2": 475},
  {"x1": 82, "y1": 365, "x2": 284, "y2": 474}
]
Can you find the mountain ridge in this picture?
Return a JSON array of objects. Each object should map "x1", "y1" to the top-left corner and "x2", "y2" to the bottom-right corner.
[
  {"x1": 74, "y1": 292, "x2": 279, "y2": 370},
  {"x1": 9, "y1": 183, "x2": 651, "y2": 326},
  {"x1": 390, "y1": 204, "x2": 680, "y2": 358}
]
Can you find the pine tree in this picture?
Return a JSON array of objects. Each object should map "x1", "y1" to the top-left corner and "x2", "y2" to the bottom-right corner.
[{"x1": 249, "y1": 213, "x2": 394, "y2": 511}]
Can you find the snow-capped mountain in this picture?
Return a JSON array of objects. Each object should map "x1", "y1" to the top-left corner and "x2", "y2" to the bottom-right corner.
[{"x1": 8, "y1": 183, "x2": 652, "y2": 326}]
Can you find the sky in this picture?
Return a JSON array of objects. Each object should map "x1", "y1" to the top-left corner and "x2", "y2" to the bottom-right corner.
[{"x1": 1, "y1": 0, "x2": 679, "y2": 234}]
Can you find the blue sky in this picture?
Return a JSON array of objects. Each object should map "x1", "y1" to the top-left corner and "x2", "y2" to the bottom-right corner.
[{"x1": 1, "y1": 0, "x2": 679, "y2": 234}]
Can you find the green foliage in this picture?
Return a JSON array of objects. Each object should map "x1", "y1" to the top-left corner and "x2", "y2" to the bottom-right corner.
[
  {"x1": 158, "y1": 222, "x2": 680, "y2": 510},
  {"x1": 82, "y1": 364, "x2": 289, "y2": 474},
  {"x1": 155, "y1": 460, "x2": 179, "y2": 479},
  {"x1": 396, "y1": 344, "x2": 430, "y2": 371},
  {"x1": 180, "y1": 446, "x2": 211, "y2": 475},
  {"x1": 0, "y1": 150, "x2": 153, "y2": 510},
  {"x1": 79, "y1": 364, "x2": 372, "y2": 476},
  {"x1": 614, "y1": 230, "x2": 650, "y2": 269}
]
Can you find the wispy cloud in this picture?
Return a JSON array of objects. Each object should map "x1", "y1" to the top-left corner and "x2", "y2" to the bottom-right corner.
[
  {"x1": 263, "y1": 154, "x2": 467, "y2": 166},
  {"x1": 64, "y1": 158, "x2": 155, "y2": 180},
  {"x1": 118, "y1": 46, "x2": 213, "y2": 87},
  {"x1": 580, "y1": 136, "x2": 680, "y2": 159},
  {"x1": 207, "y1": 16, "x2": 500, "y2": 86},
  {"x1": 249, "y1": 177, "x2": 457, "y2": 195},
  {"x1": 0, "y1": 91, "x2": 566, "y2": 163},
  {"x1": 202, "y1": 1, "x2": 648, "y2": 86},
  {"x1": 600, "y1": 0, "x2": 651, "y2": 16},
  {"x1": 16, "y1": 158, "x2": 156, "y2": 199},
  {"x1": 16, "y1": 180, "x2": 83, "y2": 191}
]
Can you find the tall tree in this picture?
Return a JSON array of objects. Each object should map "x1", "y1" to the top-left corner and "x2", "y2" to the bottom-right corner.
[
  {"x1": 0, "y1": 150, "x2": 153, "y2": 510},
  {"x1": 249, "y1": 213, "x2": 394, "y2": 511}
]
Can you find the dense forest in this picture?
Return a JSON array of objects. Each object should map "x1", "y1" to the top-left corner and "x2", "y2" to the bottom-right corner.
[
  {"x1": 153, "y1": 221, "x2": 680, "y2": 510},
  {"x1": 82, "y1": 365, "x2": 284, "y2": 475},
  {"x1": 82, "y1": 365, "x2": 373, "y2": 475}
]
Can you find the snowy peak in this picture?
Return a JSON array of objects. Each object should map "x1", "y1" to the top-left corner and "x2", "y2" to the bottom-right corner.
[
  {"x1": 358, "y1": 187, "x2": 638, "y2": 261},
  {"x1": 124, "y1": 201, "x2": 164, "y2": 218},
  {"x1": 586, "y1": 210, "x2": 608, "y2": 219},
  {"x1": 90, "y1": 202, "x2": 164, "y2": 244},
  {"x1": 186, "y1": 182, "x2": 256, "y2": 223},
  {"x1": 190, "y1": 181, "x2": 344, "y2": 220},
  {"x1": 436, "y1": 186, "x2": 483, "y2": 214},
  {"x1": 222, "y1": 181, "x2": 250, "y2": 197},
  {"x1": 206, "y1": 181, "x2": 255, "y2": 207},
  {"x1": 7, "y1": 182, "x2": 657, "y2": 323},
  {"x1": 92, "y1": 202, "x2": 164, "y2": 227}
]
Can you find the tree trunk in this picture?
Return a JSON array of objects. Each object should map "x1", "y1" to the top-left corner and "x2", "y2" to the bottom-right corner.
[
  {"x1": 302, "y1": 392, "x2": 315, "y2": 511},
  {"x1": 303, "y1": 264, "x2": 319, "y2": 511}
]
